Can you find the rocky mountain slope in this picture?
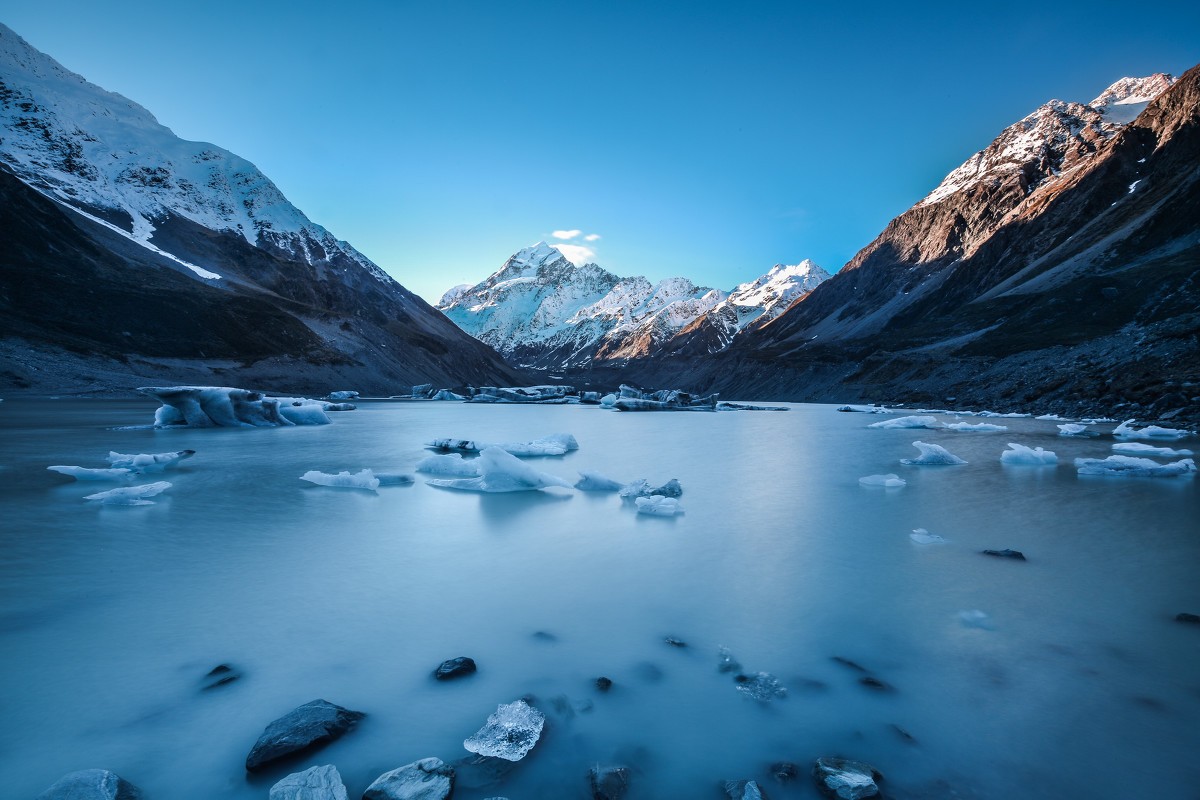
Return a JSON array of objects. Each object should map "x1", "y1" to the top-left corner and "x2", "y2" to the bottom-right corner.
[
  {"x1": 680, "y1": 69, "x2": 1198, "y2": 419},
  {"x1": 0, "y1": 23, "x2": 517, "y2": 395},
  {"x1": 438, "y1": 243, "x2": 828, "y2": 370}
]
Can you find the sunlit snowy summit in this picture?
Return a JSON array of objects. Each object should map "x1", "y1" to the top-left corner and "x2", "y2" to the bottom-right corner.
[{"x1": 438, "y1": 242, "x2": 828, "y2": 369}]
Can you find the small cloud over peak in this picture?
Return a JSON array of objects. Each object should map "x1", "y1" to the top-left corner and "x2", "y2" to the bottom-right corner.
[
  {"x1": 552, "y1": 229, "x2": 582, "y2": 240},
  {"x1": 550, "y1": 243, "x2": 596, "y2": 265},
  {"x1": 584, "y1": 233, "x2": 601, "y2": 242}
]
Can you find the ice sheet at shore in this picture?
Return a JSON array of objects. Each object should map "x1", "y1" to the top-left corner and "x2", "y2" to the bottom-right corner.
[
  {"x1": 141, "y1": 387, "x2": 331, "y2": 427},
  {"x1": 1001, "y1": 443, "x2": 1058, "y2": 465},
  {"x1": 1075, "y1": 455, "x2": 1196, "y2": 477},
  {"x1": 901, "y1": 441, "x2": 967, "y2": 466},
  {"x1": 868, "y1": 415, "x2": 941, "y2": 430},
  {"x1": 425, "y1": 433, "x2": 578, "y2": 456},
  {"x1": 425, "y1": 446, "x2": 572, "y2": 492}
]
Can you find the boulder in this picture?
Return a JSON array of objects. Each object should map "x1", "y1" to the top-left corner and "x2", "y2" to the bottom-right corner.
[
  {"x1": 37, "y1": 770, "x2": 143, "y2": 800},
  {"x1": 1175, "y1": 612, "x2": 1200, "y2": 624},
  {"x1": 812, "y1": 757, "x2": 882, "y2": 799},
  {"x1": 363, "y1": 758, "x2": 453, "y2": 800},
  {"x1": 589, "y1": 765, "x2": 631, "y2": 800},
  {"x1": 201, "y1": 663, "x2": 240, "y2": 690},
  {"x1": 433, "y1": 656, "x2": 477, "y2": 680},
  {"x1": 982, "y1": 549, "x2": 1027, "y2": 560},
  {"x1": 244, "y1": 699, "x2": 365, "y2": 772},
  {"x1": 269, "y1": 765, "x2": 347, "y2": 800},
  {"x1": 724, "y1": 779, "x2": 769, "y2": 799},
  {"x1": 595, "y1": 676, "x2": 614, "y2": 692}
]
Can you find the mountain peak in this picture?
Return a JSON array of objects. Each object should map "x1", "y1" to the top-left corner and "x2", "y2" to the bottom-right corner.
[{"x1": 1091, "y1": 73, "x2": 1176, "y2": 109}]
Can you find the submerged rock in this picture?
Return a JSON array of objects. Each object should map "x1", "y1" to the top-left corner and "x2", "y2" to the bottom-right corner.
[
  {"x1": 449, "y1": 754, "x2": 518, "y2": 791},
  {"x1": 463, "y1": 700, "x2": 545, "y2": 761},
  {"x1": 364, "y1": 757, "x2": 453, "y2": 800},
  {"x1": 769, "y1": 762, "x2": 798, "y2": 782},
  {"x1": 717, "y1": 646, "x2": 742, "y2": 674},
  {"x1": 244, "y1": 699, "x2": 365, "y2": 772},
  {"x1": 858, "y1": 676, "x2": 893, "y2": 691},
  {"x1": 201, "y1": 663, "x2": 240, "y2": 690},
  {"x1": 37, "y1": 769, "x2": 143, "y2": 800},
  {"x1": 269, "y1": 765, "x2": 347, "y2": 800},
  {"x1": 664, "y1": 636, "x2": 687, "y2": 648},
  {"x1": 595, "y1": 676, "x2": 614, "y2": 691},
  {"x1": 982, "y1": 548, "x2": 1027, "y2": 560},
  {"x1": 724, "y1": 779, "x2": 770, "y2": 799},
  {"x1": 589, "y1": 765, "x2": 631, "y2": 800},
  {"x1": 433, "y1": 656, "x2": 477, "y2": 680},
  {"x1": 1175, "y1": 612, "x2": 1200, "y2": 624},
  {"x1": 812, "y1": 757, "x2": 882, "y2": 799}
]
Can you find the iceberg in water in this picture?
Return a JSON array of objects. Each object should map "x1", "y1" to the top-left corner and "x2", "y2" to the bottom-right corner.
[
  {"x1": 299, "y1": 469, "x2": 380, "y2": 491},
  {"x1": 48, "y1": 466, "x2": 134, "y2": 481},
  {"x1": 463, "y1": 700, "x2": 545, "y2": 761},
  {"x1": 415, "y1": 453, "x2": 481, "y2": 477},
  {"x1": 425, "y1": 433, "x2": 579, "y2": 457},
  {"x1": 1001, "y1": 443, "x2": 1058, "y2": 465},
  {"x1": 946, "y1": 422, "x2": 1008, "y2": 432},
  {"x1": 1112, "y1": 442, "x2": 1194, "y2": 457},
  {"x1": 426, "y1": 446, "x2": 572, "y2": 492},
  {"x1": 1112, "y1": 419, "x2": 1195, "y2": 440},
  {"x1": 909, "y1": 528, "x2": 946, "y2": 544},
  {"x1": 901, "y1": 441, "x2": 967, "y2": 466},
  {"x1": 107, "y1": 450, "x2": 195, "y2": 472},
  {"x1": 634, "y1": 496, "x2": 683, "y2": 516},
  {"x1": 868, "y1": 415, "x2": 941, "y2": 430},
  {"x1": 618, "y1": 478, "x2": 683, "y2": 498},
  {"x1": 84, "y1": 481, "x2": 172, "y2": 505},
  {"x1": 1036, "y1": 413, "x2": 1071, "y2": 421},
  {"x1": 859, "y1": 473, "x2": 906, "y2": 487},
  {"x1": 430, "y1": 389, "x2": 466, "y2": 401},
  {"x1": 1057, "y1": 423, "x2": 1092, "y2": 437},
  {"x1": 599, "y1": 393, "x2": 618, "y2": 408},
  {"x1": 376, "y1": 472, "x2": 415, "y2": 486},
  {"x1": 575, "y1": 471, "x2": 626, "y2": 492},
  {"x1": 140, "y1": 386, "x2": 331, "y2": 427},
  {"x1": 1075, "y1": 455, "x2": 1196, "y2": 478},
  {"x1": 326, "y1": 390, "x2": 359, "y2": 400}
]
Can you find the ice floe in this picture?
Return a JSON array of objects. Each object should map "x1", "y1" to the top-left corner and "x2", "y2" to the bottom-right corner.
[
  {"x1": 1111, "y1": 442, "x2": 1194, "y2": 457},
  {"x1": 599, "y1": 394, "x2": 618, "y2": 408},
  {"x1": 47, "y1": 466, "x2": 134, "y2": 481},
  {"x1": 425, "y1": 433, "x2": 579, "y2": 457},
  {"x1": 462, "y1": 700, "x2": 545, "y2": 761},
  {"x1": 868, "y1": 415, "x2": 941, "y2": 429},
  {"x1": 299, "y1": 469, "x2": 381, "y2": 491},
  {"x1": 415, "y1": 454, "x2": 481, "y2": 477},
  {"x1": 326, "y1": 390, "x2": 359, "y2": 401},
  {"x1": 574, "y1": 471, "x2": 625, "y2": 492},
  {"x1": 1074, "y1": 455, "x2": 1196, "y2": 477},
  {"x1": 909, "y1": 528, "x2": 946, "y2": 544},
  {"x1": 618, "y1": 478, "x2": 683, "y2": 498},
  {"x1": 946, "y1": 422, "x2": 1008, "y2": 432},
  {"x1": 430, "y1": 389, "x2": 466, "y2": 401},
  {"x1": 1112, "y1": 419, "x2": 1195, "y2": 440},
  {"x1": 634, "y1": 496, "x2": 683, "y2": 516},
  {"x1": 467, "y1": 386, "x2": 573, "y2": 404},
  {"x1": 1036, "y1": 413, "x2": 1071, "y2": 421},
  {"x1": 84, "y1": 481, "x2": 172, "y2": 505},
  {"x1": 1001, "y1": 443, "x2": 1058, "y2": 465},
  {"x1": 901, "y1": 441, "x2": 967, "y2": 466},
  {"x1": 1057, "y1": 423, "x2": 1092, "y2": 436},
  {"x1": 425, "y1": 446, "x2": 572, "y2": 492},
  {"x1": 107, "y1": 450, "x2": 195, "y2": 472},
  {"x1": 141, "y1": 386, "x2": 331, "y2": 427},
  {"x1": 859, "y1": 473, "x2": 906, "y2": 487}
]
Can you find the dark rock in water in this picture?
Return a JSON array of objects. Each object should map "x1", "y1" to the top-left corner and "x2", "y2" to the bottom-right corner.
[
  {"x1": 664, "y1": 636, "x2": 687, "y2": 647},
  {"x1": 717, "y1": 646, "x2": 742, "y2": 673},
  {"x1": 831, "y1": 656, "x2": 869, "y2": 673},
  {"x1": 734, "y1": 672, "x2": 788, "y2": 701},
  {"x1": 37, "y1": 769, "x2": 144, "y2": 800},
  {"x1": 269, "y1": 764, "x2": 347, "y2": 800},
  {"x1": 1176, "y1": 612, "x2": 1200, "y2": 624},
  {"x1": 769, "y1": 762, "x2": 798, "y2": 782},
  {"x1": 589, "y1": 765, "x2": 631, "y2": 800},
  {"x1": 982, "y1": 548, "x2": 1027, "y2": 560},
  {"x1": 364, "y1": 757, "x2": 453, "y2": 800},
  {"x1": 550, "y1": 694, "x2": 575, "y2": 719},
  {"x1": 889, "y1": 723, "x2": 918, "y2": 743},
  {"x1": 724, "y1": 779, "x2": 769, "y2": 799},
  {"x1": 858, "y1": 676, "x2": 893, "y2": 691},
  {"x1": 433, "y1": 656, "x2": 477, "y2": 680},
  {"x1": 201, "y1": 663, "x2": 240, "y2": 690},
  {"x1": 596, "y1": 676, "x2": 614, "y2": 691},
  {"x1": 244, "y1": 699, "x2": 365, "y2": 772},
  {"x1": 812, "y1": 757, "x2": 882, "y2": 799},
  {"x1": 532, "y1": 630, "x2": 559, "y2": 642},
  {"x1": 451, "y1": 754, "x2": 518, "y2": 791},
  {"x1": 634, "y1": 662, "x2": 664, "y2": 682},
  {"x1": 650, "y1": 479, "x2": 683, "y2": 498}
]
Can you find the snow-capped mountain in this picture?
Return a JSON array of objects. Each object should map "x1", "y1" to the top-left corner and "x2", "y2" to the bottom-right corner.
[
  {"x1": 0, "y1": 23, "x2": 516, "y2": 393},
  {"x1": 438, "y1": 244, "x2": 827, "y2": 368}
]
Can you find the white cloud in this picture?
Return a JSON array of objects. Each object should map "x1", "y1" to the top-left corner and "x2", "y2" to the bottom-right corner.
[
  {"x1": 552, "y1": 229, "x2": 582, "y2": 240},
  {"x1": 584, "y1": 233, "x2": 601, "y2": 242},
  {"x1": 550, "y1": 243, "x2": 596, "y2": 265}
]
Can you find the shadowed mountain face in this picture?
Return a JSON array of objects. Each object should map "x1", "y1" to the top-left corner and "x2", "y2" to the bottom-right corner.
[
  {"x1": 0, "y1": 23, "x2": 517, "y2": 395},
  {"x1": 673, "y1": 68, "x2": 1199, "y2": 418}
]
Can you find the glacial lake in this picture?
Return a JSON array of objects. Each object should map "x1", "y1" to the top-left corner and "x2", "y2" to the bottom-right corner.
[{"x1": 1, "y1": 398, "x2": 1197, "y2": 799}]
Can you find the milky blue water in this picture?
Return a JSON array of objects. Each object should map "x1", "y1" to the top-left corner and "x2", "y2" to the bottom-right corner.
[{"x1": 1, "y1": 399, "x2": 1198, "y2": 799}]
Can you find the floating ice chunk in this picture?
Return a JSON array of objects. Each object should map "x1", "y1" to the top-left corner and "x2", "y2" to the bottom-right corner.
[
  {"x1": 619, "y1": 478, "x2": 683, "y2": 498},
  {"x1": 837, "y1": 404, "x2": 898, "y2": 413},
  {"x1": 1057, "y1": 423, "x2": 1091, "y2": 436},
  {"x1": 977, "y1": 411, "x2": 1030, "y2": 418},
  {"x1": 734, "y1": 672, "x2": 787, "y2": 701},
  {"x1": 901, "y1": 441, "x2": 967, "y2": 466},
  {"x1": 415, "y1": 454, "x2": 480, "y2": 477},
  {"x1": 107, "y1": 449, "x2": 195, "y2": 472},
  {"x1": 1036, "y1": 413, "x2": 1071, "y2": 421},
  {"x1": 1112, "y1": 442, "x2": 1194, "y2": 457},
  {"x1": 430, "y1": 389, "x2": 466, "y2": 401},
  {"x1": 462, "y1": 700, "x2": 545, "y2": 761},
  {"x1": 425, "y1": 433, "x2": 579, "y2": 457},
  {"x1": 717, "y1": 402, "x2": 789, "y2": 411},
  {"x1": 299, "y1": 469, "x2": 380, "y2": 491},
  {"x1": 909, "y1": 528, "x2": 946, "y2": 544},
  {"x1": 141, "y1": 386, "x2": 330, "y2": 427},
  {"x1": 426, "y1": 446, "x2": 572, "y2": 492},
  {"x1": 326, "y1": 391, "x2": 359, "y2": 400},
  {"x1": 1082, "y1": 417, "x2": 1116, "y2": 424},
  {"x1": 946, "y1": 422, "x2": 1008, "y2": 432},
  {"x1": 1112, "y1": 419, "x2": 1194, "y2": 440},
  {"x1": 322, "y1": 402, "x2": 356, "y2": 412},
  {"x1": 868, "y1": 415, "x2": 941, "y2": 429},
  {"x1": 859, "y1": 473, "x2": 906, "y2": 487},
  {"x1": 1001, "y1": 443, "x2": 1058, "y2": 465},
  {"x1": 634, "y1": 496, "x2": 683, "y2": 516},
  {"x1": 958, "y1": 610, "x2": 994, "y2": 629},
  {"x1": 376, "y1": 473, "x2": 415, "y2": 486},
  {"x1": 599, "y1": 393, "x2": 618, "y2": 408},
  {"x1": 1075, "y1": 455, "x2": 1196, "y2": 477},
  {"x1": 48, "y1": 466, "x2": 134, "y2": 481},
  {"x1": 84, "y1": 481, "x2": 171, "y2": 505},
  {"x1": 575, "y1": 471, "x2": 625, "y2": 492}
]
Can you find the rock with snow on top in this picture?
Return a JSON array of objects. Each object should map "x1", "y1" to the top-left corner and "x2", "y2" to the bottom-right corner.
[
  {"x1": 36, "y1": 769, "x2": 144, "y2": 800},
  {"x1": 859, "y1": 473, "x2": 905, "y2": 487},
  {"x1": 426, "y1": 447, "x2": 572, "y2": 492},
  {"x1": 463, "y1": 700, "x2": 545, "y2": 761},
  {"x1": 1001, "y1": 443, "x2": 1058, "y2": 465},
  {"x1": 269, "y1": 765, "x2": 348, "y2": 800},
  {"x1": 575, "y1": 471, "x2": 626, "y2": 491},
  {"x1": 1075, "y1": 455, "x2": 1195, "y2": 477},
  {"x1": 901, "y1": 441, "x2": 967, "y2": 466},
  {"x1": 363, "y1": 758, "x2": 454, "y2": 800},
  {"x1": 299, "y1": 469, "x2": 380, "y2": 491},
  {"x1": 84, "y1": 481, "x2": 171, "y2": 505}
]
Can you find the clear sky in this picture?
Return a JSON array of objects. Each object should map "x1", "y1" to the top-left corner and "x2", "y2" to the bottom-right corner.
[{"x1": 4, "y1": 1, "x2": 1199, "y2": 303}]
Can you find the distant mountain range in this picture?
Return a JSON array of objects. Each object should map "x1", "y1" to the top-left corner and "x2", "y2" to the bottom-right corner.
[
  {"x1": 438, "y1": 242, "x2": 828, "y2": 369},
  {"x1": 0, "y1": 23, "x2": 516, "y2": 395}
]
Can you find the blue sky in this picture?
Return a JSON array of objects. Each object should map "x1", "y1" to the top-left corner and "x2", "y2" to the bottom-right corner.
[{"x1": 5, "y1": 1, "x2": 1199, "y2": 302}]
